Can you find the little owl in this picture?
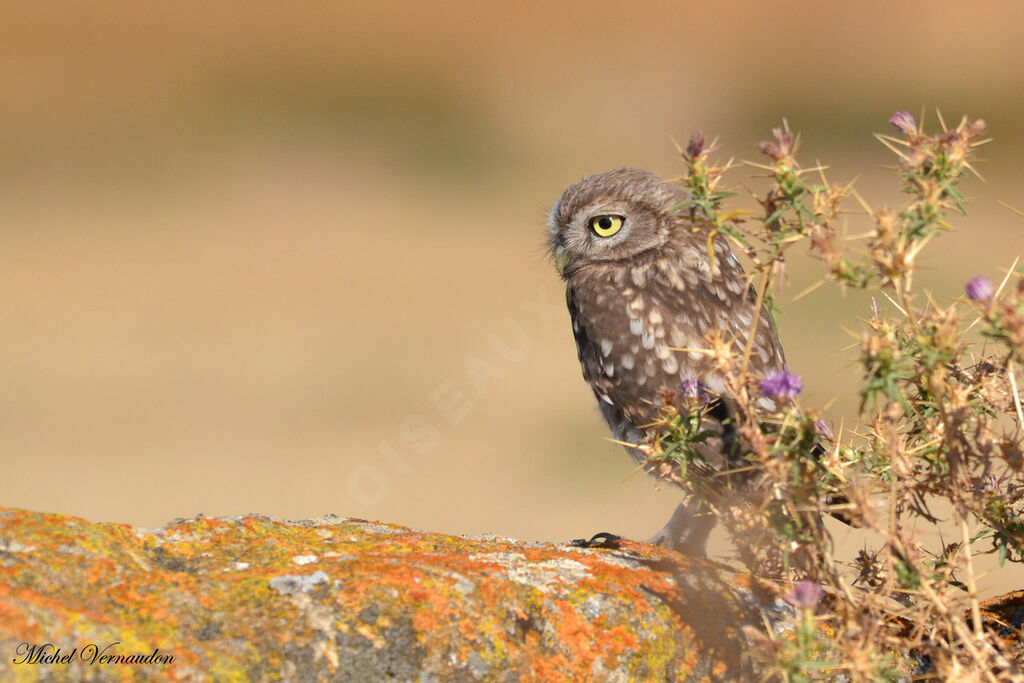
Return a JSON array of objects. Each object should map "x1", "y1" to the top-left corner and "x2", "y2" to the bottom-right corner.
[{"x1": 549, "y1": 167, "x2": 787, "y2": 555}]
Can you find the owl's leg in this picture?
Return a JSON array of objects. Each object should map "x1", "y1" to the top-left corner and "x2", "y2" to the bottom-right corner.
[{"x1": 648, "y1": 498, "x2": 716, "y2": 557}]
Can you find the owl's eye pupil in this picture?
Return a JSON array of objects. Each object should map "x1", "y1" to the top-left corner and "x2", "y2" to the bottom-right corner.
[{"x1": 589, "y1": 214, "x2": 624, "y2": 237}]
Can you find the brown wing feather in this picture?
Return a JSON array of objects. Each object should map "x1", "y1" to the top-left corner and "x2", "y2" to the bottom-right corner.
[{"x1": 567, "y1": 237, "x2": 784, "y2": 434}]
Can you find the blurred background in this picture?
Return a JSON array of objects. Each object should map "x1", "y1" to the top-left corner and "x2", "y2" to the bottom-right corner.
[{"x1": 3, "y1": 2, "x2": 1023, "y2": 595}]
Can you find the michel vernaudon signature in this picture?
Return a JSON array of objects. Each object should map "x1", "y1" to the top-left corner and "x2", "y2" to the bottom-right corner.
[{"x1": 12, "y1": 642, "x2": 174, "y2": 666}]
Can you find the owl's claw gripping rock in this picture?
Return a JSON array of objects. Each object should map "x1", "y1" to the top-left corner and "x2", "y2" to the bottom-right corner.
[{"x1": 570, "y1": 532, "x2": 622, "y2": 549}]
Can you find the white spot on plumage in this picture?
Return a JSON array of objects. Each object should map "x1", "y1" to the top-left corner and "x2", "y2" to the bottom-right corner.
[
  {"x1": 648, "y1": 308, "x2": 662, "y2": 325},
  {"x1": 665, "y1": 267, "x2": 685, "y2": 290},
  {"x1": 654, "y1": 344, "x2": 671, "y2": 360},
  {"x1": 603, "y1": 360, "x2": 615, "y2": 377},
  {"x1": 641, "y1": 330, "x2": 655, "y2": 349},
  {"x1": 705, "y1": 375, "x2": 726, "y2": 394},
  {"x1": 631, "y1": 266, "x2": 648, "y2": 287},
  {"x1": 600, "y1": 339, "x2": 613, "y2": 356},
  {"x1": 661, "y1": 354, "x2": 679, "y2": 374},
  {"x1": 598, "y1": 392, "x2": 614, "y2": 404},
  {"x1": 620, "y1": 353, "x2": 635, "y2": 370},
  {"x1": 629, "y1": 317, "x2": 643, "y2": 336}
]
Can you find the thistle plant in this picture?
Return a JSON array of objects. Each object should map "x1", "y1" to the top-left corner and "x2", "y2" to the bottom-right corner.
[{"x1": 646, "y1": 112, "x2": 1024, "y2": 679}]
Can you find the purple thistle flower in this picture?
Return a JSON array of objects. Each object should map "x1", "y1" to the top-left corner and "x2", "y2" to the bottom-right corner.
[
  {"x1": 757, "y1": 140, "x2": 779, "y2": 158},
  {"x1": 686, "y1": 130, "x2": 706, "y2": 159},
  {"x1": 678, "y1": 378, "x2": 703, "y2": 399},
  {"x1": 783, "y1": 580, "x2": 825, "y2": 610},
  {"x1": 815, "y1": 419, "x2": 835, "y2": 442},
  {"x1": 965, "y1": 276, "x2": 994, "y2": 303},
  {"x1": 758, "y1": 127, "x2": 796, "y2": 162},
  {"x1": 684, "y1": 130, "x2": 719, "y2": 161},
  {"x1": 889, "y1": 110, "x2": 917, "y2": 136},
  {"x1": 963, "y1": 118, "x2": 986, "y2": 139},
  {"x1": 761, "y1": 368, "x2": 803, "y2": 399}
]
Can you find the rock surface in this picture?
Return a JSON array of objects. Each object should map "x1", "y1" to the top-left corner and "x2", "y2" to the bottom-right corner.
[{"x1": 0, "y1": 507, "x2": 1021, "y2": 681}]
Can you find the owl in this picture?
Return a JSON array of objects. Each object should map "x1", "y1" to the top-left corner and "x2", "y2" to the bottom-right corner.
[{"x1": 548, "y1": 167, "x2": 787, "y2": 555}]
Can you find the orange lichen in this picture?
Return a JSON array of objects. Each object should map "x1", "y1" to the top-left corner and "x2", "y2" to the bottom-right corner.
[{"x1": 1, "y1": 507, "x2": 1020, "y2": 680}]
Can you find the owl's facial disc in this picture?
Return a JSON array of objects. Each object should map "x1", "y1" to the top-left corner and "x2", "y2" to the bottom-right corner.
[{"x1": 549, "y1": 168, "x2": 684, "y2": 276}]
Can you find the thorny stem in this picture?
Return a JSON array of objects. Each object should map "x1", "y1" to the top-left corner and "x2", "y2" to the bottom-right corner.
[
  {"x1": 919, "y1": 574, "x2": 1000, "y2": 683},
  {"x1": 888, "y1": 533, "x2": 1001, "y2": 683},
  {"x1": 1009, "y1": 366, "x2": 1024, "y2": 430},
  {"x1": 895, "y1": 276, "x2": 918, "y2": 338},
  {"x1": 741, "y1": 265, "x2": 771, "y2": 379},
  {"x1": 960, "y1": 516, "x2": 983, "y2": 636},
  {"x1": 889, "y1": 453, "x2": 898, "y2": 553}
]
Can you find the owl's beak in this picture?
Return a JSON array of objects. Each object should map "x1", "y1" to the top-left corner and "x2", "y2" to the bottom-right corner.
[{"x1": 553, "y1": 243, "x2": 570, "y2": 276}]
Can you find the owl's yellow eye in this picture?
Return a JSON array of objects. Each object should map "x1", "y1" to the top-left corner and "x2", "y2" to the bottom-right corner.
[{"x1": 589, "y1": 215, "x2": 624, "y2": 238}]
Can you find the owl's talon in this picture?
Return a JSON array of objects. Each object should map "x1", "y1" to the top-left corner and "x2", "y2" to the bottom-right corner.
[{"x1": 570, "y1": 532, "x2": 622, "y2": 549}]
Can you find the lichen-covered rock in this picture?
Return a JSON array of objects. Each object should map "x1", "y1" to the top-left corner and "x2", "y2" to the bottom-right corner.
[
  {"x1": 980, "y1": 589, "x2": 1024, "y2": 661},
  {"x1": 0, "y1": 507, "x2": 1021, "y2": 681},
  {"x1": 0, "y1": 507, "x2": 781, "y2": 680}
]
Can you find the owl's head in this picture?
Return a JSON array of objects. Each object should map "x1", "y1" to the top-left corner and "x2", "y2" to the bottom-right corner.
[{"x1": 548, "y1": 167, "x2": 689, "y2": 278}]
